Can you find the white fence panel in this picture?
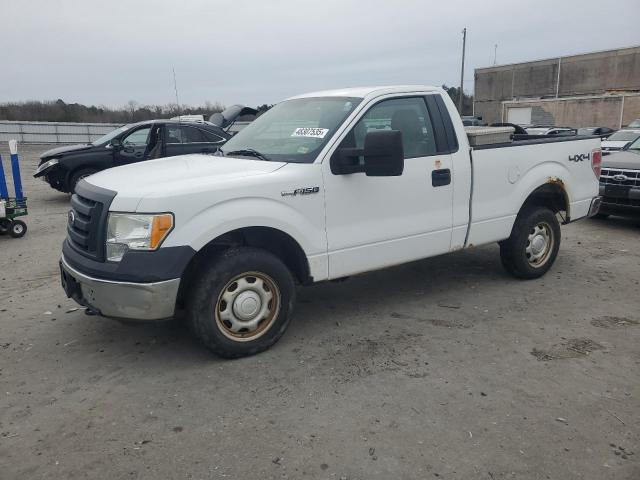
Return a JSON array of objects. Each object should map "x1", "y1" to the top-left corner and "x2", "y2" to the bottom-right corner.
[{"x1": 0, "y1": 121, "x2": 122, "y2": 144}]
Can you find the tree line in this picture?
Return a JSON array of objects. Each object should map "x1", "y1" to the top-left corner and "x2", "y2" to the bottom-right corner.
[
  {"x1": 0, "y1": 99, "x2": 227, "y2": 123},
  {"x1": 442, "y1": 85, "x2": 474, "y2": 116},
  {"x1": 0, "y1": 92, "x2": 467, "y2": 123}
]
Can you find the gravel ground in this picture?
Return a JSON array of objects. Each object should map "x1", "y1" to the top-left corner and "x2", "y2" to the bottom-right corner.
[{"x1": 1, "y1": 144, "x2": 639, "y2": 480}]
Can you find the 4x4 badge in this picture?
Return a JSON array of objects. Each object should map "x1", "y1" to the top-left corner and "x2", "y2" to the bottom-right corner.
[{"x1": 568, "y1": 153, "x2": 590, "y2": 162}]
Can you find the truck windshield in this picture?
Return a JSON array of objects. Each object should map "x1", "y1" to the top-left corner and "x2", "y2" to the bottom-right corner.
[
  {"x1": 220, "y1": 97, "x2": 362, "y2": 163},
  {"x1": 607, "y1": 130, "x2": 640, "y2": 142},
  {"x1": 92, "y1": 124, "x2": 132, "y2": 145}
]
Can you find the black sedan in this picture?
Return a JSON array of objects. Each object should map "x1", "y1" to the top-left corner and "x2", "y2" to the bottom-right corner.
[{"x1": 34, "y1": 119, "x2": 231, "y2": 193}]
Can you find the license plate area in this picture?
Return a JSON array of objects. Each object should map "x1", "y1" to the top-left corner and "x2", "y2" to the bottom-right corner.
[
  {"x1": 605, "y1": 185, "x2": 630, "y2": 199},
  {"x1": 60, "y1": 264, "x2": 82, "y2": 300}
]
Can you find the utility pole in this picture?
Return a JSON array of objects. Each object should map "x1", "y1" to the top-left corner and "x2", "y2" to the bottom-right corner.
[
  {"x1": 458, "y1": 28, "x2": 467, "y2": 114},
  {"x1": 494, "y1": 44, "x2": 498, "y2": 65}
]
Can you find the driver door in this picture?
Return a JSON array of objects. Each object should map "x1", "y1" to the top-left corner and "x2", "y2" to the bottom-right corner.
[
  {"x1": 114, "y1": 125, "x2": 152, "y2": 166},
  {"x1": 323, "y1": 95, "x2": 454, "y2": 278}
]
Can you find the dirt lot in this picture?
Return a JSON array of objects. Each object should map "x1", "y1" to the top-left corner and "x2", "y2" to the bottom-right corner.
[{"x1": 1, "y1": 144, "x2": 639, "y2": 480}]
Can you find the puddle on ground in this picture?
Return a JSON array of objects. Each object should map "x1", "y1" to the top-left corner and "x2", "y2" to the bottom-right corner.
[
  {"x1": 591, "y1": 316, "x2": 639, "y2": 329},
  {"x1": 531, "y1": 338, "x2": 604, "y2": 361}
]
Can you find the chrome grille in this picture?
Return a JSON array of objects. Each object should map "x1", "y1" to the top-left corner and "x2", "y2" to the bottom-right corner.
[
  {"x1": 67, "y1": 193, "x2": 102, "y2": 258},
  {"x1": 599, "y1": 168, "x2": 640, "y2": 187}
]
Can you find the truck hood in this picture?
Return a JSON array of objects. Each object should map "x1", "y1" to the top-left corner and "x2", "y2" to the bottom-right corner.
[
  {"x1": 40, "y1": 143, "x2": 93, "y2": 159},
  {"x1": 602, "y1": 150, "x2": 640, "y2": 170},
  {"x1": 601, "y1": 140, "x2": 629, "y2": 150},
  {"x1": 85, "y1": 154, "x2": 285, "y2": 210}
]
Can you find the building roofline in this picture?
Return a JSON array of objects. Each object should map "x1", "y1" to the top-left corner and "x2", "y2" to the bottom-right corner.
[{"x1": 475, "y1": 44, "x2": 640, "y2": 72}]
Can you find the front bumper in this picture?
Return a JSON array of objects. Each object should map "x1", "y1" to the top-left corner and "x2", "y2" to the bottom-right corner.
[
  {"x1": 598, "y1": 183, "x2": 640, "y2": 215},
  {"x1": 60, "y1": 254, "x2": 180, "y2": 320}
]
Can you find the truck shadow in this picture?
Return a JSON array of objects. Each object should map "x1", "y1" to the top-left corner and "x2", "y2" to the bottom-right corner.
[
  {"x1": 589, "y1": 215, "x2": 640, "y2": 230},
  {"x1": 66, "y1": 244, "x2": 507, "y2": 367}
]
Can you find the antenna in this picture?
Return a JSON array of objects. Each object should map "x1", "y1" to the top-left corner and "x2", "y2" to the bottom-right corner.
[
  {"x1": 494, "y1": 44, "x2": 498, "y2": 65},
  {"x1": 172, "y1": 66, "x2": 181, "y2": 118}
]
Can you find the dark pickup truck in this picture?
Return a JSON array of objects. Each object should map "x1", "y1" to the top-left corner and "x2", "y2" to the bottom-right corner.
[{"x1": 598, "y1": 137, "x2": 640, "y2": 217}]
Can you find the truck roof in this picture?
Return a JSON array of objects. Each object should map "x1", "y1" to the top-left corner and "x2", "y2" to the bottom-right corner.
[{"x1": 288, "y1": 85, "x2": 440, "y2": 100}]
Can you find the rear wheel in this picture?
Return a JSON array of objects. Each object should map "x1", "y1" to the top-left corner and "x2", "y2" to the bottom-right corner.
[
  {"x1": 188, "y1": 247, "x2": 296, "y2": 358},
  {"x1": 9, "y1": 220, "x2": 27, "y2": 238},
  {"x1": 69, "y1": 168, "x2": 98, "y2": 194},
  {"x1": 500, "y1": 206, "x2": 560, "y2": 279},
  {"x1": 0, "y1": 219, "x2": 10, "y2": 235}
]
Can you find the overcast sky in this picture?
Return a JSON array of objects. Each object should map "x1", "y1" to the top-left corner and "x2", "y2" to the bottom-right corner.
[{"x1": 3, "y1": 0, "x2": 639, "y2": 108}]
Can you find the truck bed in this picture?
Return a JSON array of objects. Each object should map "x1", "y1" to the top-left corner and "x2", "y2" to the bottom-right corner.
[{"x1": 466, "y1": 135, "x2": 600, "y2": 247}]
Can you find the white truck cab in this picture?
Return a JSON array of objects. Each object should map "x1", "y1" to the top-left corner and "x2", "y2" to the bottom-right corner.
[{"x1": 60, "y1": 85, "x2": 602, "y2": 357}]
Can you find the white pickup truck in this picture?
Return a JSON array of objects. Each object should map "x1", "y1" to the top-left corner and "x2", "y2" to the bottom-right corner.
[{"x1": 60, "y1": 86, "x2": 602, "y2": 358}]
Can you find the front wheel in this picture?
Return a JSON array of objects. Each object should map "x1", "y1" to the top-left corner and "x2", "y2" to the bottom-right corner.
[
  {"x1": 188, "y1": 247, "x2": 296, "y2": 358},
  {"x1": 500, "y1": 206, "x2": 560, "y2": 279}
]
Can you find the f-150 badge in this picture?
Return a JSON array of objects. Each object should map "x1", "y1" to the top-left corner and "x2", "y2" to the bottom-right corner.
[
  {"x1": 281, "y1": 186, "x2": 320, "y2": 197},
  {"x1": 568, "y1": 153, "x2": 590, "y2": 162}
]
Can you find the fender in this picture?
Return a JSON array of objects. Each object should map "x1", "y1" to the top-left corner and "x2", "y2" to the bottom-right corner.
[{"x1": 163, "y1": 196, "x2": 329, "y2": 281}]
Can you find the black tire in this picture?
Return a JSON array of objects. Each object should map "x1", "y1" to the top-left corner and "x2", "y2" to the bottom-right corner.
[
  {"x1": 499, "y1": 206, "x2": 560, "y2": 279},
  {"x1": 187, "y1": 247, "x2": 296, "y2": 358},
  {"x1": 9, "y1": 220, "x2": 27, "y2": 238},
  {"x1": 0, "y1": 219, "x2": 10, "y2": 235},
  {"x1": 69, "y1": 168, "x2": 98, "y2": 194}
]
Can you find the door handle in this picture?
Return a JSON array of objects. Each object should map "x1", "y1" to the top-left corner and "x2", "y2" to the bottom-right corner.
[
  {"x1": 135, "y1": 152, "x2": 143, "y2": 158},
  {"x1": 432, "y1": 168, "x2": 451, "y2": 187}
]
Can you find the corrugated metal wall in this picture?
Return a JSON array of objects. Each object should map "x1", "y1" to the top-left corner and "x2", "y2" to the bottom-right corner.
[{"x1": 0, "y1": 121, "x2": 122, "y2": 144}]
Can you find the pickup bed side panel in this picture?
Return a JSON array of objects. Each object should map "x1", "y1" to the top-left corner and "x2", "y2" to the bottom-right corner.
[{"x1": 467, "y1": 138, "x2": 600, "y2": 246}]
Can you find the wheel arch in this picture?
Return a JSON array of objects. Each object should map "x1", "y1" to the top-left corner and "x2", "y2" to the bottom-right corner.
[
  {"x1": 520, "y1": 178, "x2": 571, "y2": 223},
  {"x1": 176, "y1": 226, "x2": 312, "y2": 309}
]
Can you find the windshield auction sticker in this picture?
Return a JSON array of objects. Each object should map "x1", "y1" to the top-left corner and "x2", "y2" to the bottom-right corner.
[{"x1": 291, "y1": 127, "x2": 329, "y2": 139}]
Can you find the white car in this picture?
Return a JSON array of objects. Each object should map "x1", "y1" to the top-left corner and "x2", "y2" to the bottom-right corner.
[
  {"x1": 601, "y1": 129, "x2": 640, "y2": 152},
  {"x1": 525, "y1": 126, "x2": 576, "y2": 136},
  {"x1": 60, "y1": 85, "x2": 601, "y2": 358}
]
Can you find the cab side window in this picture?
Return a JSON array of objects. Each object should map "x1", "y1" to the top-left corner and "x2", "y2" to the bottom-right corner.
[
  {"x1": 181, "y1": 126, "x2": 206, "y2": 143},
  {"x1": 166, "y1": 125, "x2": 183, "y2": 144},
  {"x1": 122, "y1": 127, "x2": 151, "y2": 146},
  {"x1": 345, "y1": 97, "x2": 437, "y2": 159},
  {"x1": 166, "y1": 125, "x2": 220, "y2": 144},
  {"x1": 201, "y1": 129, "x2": 226, "y2": 143}
]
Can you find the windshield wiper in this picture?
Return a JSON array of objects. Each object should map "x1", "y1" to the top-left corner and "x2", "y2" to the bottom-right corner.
[{"x1": 224, "y1": 148, "x2": 270, "y2": 161}]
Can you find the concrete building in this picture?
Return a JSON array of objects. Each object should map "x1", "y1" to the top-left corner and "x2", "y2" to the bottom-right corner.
[{"x1": 474, "y1": 45, "x2": 640, "y2": 128}]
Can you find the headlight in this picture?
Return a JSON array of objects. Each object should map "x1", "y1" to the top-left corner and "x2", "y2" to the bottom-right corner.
[
  {"x1": 34, "y1": 158, "x2": 59, "y2": 176},
  {"x1": 106, "y1": 213, "x2": 174, "y2": 262}
]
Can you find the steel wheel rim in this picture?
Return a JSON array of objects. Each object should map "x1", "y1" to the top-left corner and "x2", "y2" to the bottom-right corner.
[
  {"x1": 12, "y1": 223, "x2": 24, "y2": 235},
  {"x1": 525, "y1": 222, "x2": 553, "y2": 268},
  {"x1": 215, "y1": 271, "x2": 280, "y2": 342}
]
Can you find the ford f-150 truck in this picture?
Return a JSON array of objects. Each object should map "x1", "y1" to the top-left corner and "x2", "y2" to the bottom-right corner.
[{"x1": 60, "y1": 86, "x2": 602, "y2": 358}]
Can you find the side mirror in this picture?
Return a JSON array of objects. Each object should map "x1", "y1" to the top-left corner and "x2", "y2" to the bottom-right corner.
[
  {"x1": 110, "y1": 138, "x2": 123, "y2": 150},
  {"x1": 363, "y1": 130, "x2": 404, "y2": 176}
]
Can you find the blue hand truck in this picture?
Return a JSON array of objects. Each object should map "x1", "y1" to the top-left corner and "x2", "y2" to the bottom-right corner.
[{"x1": 0, "y1": 140, "x2": 28, "y2": 238}]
